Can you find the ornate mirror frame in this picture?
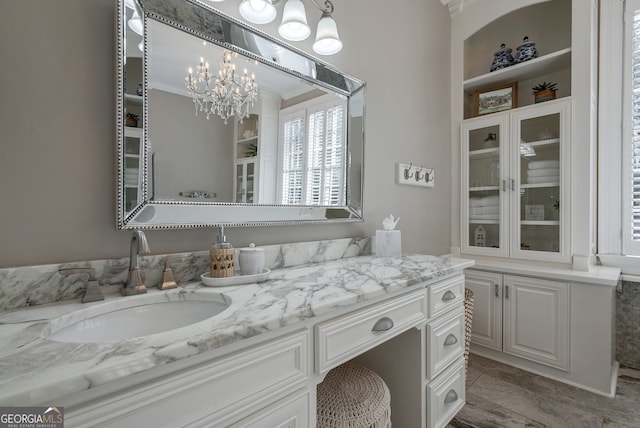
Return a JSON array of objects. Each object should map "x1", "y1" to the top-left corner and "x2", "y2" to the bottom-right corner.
[{"x1": 116, "y1": 0, "x2": 366, "y2": 229}]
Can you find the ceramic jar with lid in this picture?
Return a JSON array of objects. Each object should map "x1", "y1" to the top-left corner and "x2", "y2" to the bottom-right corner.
[
  {"x1": 490, "y1": 43, "x2": 515, "y2": 72},
  {"x1": 238, "y1": 243, "x2": 265, "y2": 276},
  {"x1": 514, "y1": 36, "x2": 539, "y2": 64}
]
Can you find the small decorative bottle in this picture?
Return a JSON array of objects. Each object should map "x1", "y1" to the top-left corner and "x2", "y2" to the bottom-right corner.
[{"x1": 210, "y1": 226, "x2": 235, "y2": 278}]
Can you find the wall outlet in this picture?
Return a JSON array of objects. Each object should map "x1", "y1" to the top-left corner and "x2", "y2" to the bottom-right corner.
[{"x1": 396, "y1": 163, "x2": 434, "y2": 188}]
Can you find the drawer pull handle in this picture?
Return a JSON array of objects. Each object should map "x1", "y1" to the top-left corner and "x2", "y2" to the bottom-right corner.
[
  {"x1": 372, "y1": 317, "x2": 394, "y2": 332},
  {"x1": 444, "y1": 334, "x2": 458, "y2": 346},
  {"x1": 442, "y1": 290, "x2": 456, "y2": 301},
  {"x1": 444, "y1": 389, "x2": 458, "y2": 404}
]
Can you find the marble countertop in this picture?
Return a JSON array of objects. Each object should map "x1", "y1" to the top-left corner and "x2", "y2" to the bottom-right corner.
[{"x1": 0, "y1": 254, "x2": 473, "y2": 406}]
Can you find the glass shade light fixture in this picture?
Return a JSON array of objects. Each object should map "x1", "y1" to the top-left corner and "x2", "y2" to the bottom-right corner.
[
  {"x1": 185, "y1": 50, "x2": 259, "y2": 124},
  {"x1": 127, "y1": 9, "x2": 143, "y2": 36},
  {"x1": 230, "y1": 0, "x2": 341, "y2": 55},
  {"x1": 239, "y1": 0, "x2": 278, "y2": 24}
]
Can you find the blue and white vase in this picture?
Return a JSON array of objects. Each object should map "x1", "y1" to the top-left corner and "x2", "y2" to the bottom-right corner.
[
  {"x1": 514, "y1": 36, "x2": 539, "y2": 64},
  {"x1": 490, "y1": 43, "x2": 515, "y2": 72}
]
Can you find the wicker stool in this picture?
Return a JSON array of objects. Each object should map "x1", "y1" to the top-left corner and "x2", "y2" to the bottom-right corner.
[
  {"x1": 464, "y1": 288, "x2": 475, "y2": 374},
  {"x1": 317, "y1": 362, "x2": 392, "y2": 428}
]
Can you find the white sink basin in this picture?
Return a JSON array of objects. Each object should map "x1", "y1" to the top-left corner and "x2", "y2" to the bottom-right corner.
[{"x1": 47, "y1": 292, "x2": 230, "y2": 343}]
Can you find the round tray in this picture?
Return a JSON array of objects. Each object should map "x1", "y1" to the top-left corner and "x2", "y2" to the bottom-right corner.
[{"x1": 200, "y1": 269, "x2": 270, "y2": 287}]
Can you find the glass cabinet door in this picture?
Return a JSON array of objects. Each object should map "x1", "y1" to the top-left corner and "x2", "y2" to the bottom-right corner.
[
  {"x1": 235, "y1": 163, "x2": 244, "y2": 202},
  {"x1": 461, "y1": 114, "x2": 509, "y2": 257},
  {"x1": 246, "y1": 161, "x2": 255, "y2": 203},
  {"x1": 511, "y1": 101, "x2": 570, "y2": 262}
]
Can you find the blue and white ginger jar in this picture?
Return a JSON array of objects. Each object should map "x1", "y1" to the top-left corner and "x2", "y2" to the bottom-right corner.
[
  {"x1": 514, "y1": 36, "x2": 539, "y2": 64},
  {"x1": 490, "y1": 43, "x2": 515, "y2": 72}
]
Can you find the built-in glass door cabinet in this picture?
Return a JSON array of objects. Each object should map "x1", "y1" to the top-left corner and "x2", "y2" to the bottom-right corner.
[
  {"x1": 234, "y1": 113, "x2": 258, "y2": 203},
  {"x1": 234, "y1": 158, "x2": 256, "y2": 203},
  {"x1": 123, "y1": 126, "x2": 142, "y2": 213},
  {"x1": 461, "y1": 99, "x2": 571, "y2": 263}
]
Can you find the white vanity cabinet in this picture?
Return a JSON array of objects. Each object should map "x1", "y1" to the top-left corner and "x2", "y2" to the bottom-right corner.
[
  {"x1": 64, "y1": 273, "x2": 470, "y2": 428},
  {"x1": 465, "y1": 269, "x2": 570, "y2": 370},
  {"x1": 461, "y1": 99, "x2": 571, "y2": 264},
  {"x1": 65, "y1": 331, "x2": 312, "y2": 427}
]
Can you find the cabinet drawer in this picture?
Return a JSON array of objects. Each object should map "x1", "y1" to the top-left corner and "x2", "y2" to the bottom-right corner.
[
  {"x1": 426, "y1": 308, "x2": 465, "y2": 380},
  {"x1": 426, "y1": 359, "x2": 465, "y2": 428},
  {"x1": 230, "y1": 388, "x2": 311, "y2": 428},
  {"x1": 316, "y1": 289, "x2": 427, "y2": 374},
  {"x1": 428, "y1": 276, "x2": 464, "y2": 319},
  {"x1": 66, "y1": 331, "x2": 309, "y2": 428}
]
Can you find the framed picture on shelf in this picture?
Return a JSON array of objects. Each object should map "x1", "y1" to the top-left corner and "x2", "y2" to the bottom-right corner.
[{"x1": 474, "y1": 82, "x2": 518, "y2": 116}]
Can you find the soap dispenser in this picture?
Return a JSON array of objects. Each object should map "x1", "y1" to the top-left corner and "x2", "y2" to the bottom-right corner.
[{"x1": 210, "y1": 226, "x2": 235, "y2": 278}]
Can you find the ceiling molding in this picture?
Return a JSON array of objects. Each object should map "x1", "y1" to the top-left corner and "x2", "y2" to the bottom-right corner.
[{"x1": 439, "y1": 0, "x2": 466, "y2": 17}]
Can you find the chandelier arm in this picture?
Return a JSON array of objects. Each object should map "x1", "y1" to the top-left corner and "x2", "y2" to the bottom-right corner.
[{"x1": 307, "y1": 0, "x2": 333, "y2": 14}]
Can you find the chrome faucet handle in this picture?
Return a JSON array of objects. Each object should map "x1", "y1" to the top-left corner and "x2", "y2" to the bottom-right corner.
[
  {"x1": 58, "y1": 268, "x2": 104, "y2": 303},
  {"x1": 159, "y1": 256, "x2": 191, "y2": 290}
]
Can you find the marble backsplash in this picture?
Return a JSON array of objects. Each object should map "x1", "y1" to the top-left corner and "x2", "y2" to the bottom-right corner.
[
  {"x1": 617, "y1": 280, "x2": 640, "y2": 370},
  {"x1": 0, "y1": 237, "x2": 371, "y2": 311}
]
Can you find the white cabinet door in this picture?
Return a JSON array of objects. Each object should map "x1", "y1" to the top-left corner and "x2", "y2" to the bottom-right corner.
[
  {"x1": 503, "y1": 275, "x2": 570, "y2": 371},
  {"x1": 464, "y1": 270, "x2": 503, "y2": 351},
  {"x1": 509, "y1": 100, "x2": 571, "y2": 263},
  {"x1": 461, "y1": 113, "x2": 510, "y2": 258}
]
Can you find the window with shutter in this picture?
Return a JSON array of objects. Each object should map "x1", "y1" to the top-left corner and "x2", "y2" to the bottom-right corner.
[
  {"x1": 280, "y1": 97, "x2": 346, "y2": 206},
  {"x1": 624, "y1": 0, "x2": 640, "y2": 254}
]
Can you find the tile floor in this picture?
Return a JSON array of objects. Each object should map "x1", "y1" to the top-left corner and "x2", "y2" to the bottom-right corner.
[{"x1": 448, "y1": 354, "x2": 640, "y2": 428}]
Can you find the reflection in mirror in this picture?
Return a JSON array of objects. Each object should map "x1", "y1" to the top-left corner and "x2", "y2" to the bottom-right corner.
[{"x1": 117, "y1": 0, "x2": 366, "y2": 229}]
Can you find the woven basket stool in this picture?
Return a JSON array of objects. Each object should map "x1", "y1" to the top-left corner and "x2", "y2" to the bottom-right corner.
[
  {"x1": 464, "y1": 288, "x2": 475, "y2": 374},
  {"x1": 317, "y1": 362, "x2": 391, "y2": 428}
]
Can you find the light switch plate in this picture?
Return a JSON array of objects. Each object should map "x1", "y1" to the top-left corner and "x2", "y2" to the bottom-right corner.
[{"x1": 396, "y1": 163, "x2": 434, "y2": 187}]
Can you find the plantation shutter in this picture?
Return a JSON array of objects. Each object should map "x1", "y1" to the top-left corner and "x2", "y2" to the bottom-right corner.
[
  {"x1": 305, "y1": 104, "x2": 346, "y2": 205},
  {"x1": 623, "y1": 0, "x2": 640, "y2": 254},
  {"x1": 281, "y1": 115, "x2": 305, "y2": 204}
]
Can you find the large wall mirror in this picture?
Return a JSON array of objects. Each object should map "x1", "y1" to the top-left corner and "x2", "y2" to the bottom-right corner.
[{"x1": 117, "y1": 0, "x2": 366, "y2": 229}]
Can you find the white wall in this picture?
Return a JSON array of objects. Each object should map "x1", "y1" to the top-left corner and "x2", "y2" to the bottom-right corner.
[{"x1": 0, "y1": 0, "x2": 452, "y2": 268}]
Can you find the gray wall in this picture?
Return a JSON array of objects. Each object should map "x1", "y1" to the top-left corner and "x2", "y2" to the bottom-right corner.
[{"x1": 0, "y1": 0, "x2": 452, "y2": 268}]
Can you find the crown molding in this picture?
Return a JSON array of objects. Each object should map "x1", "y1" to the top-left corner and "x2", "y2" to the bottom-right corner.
[{"x1": 439, "y1": 0, "x2": 466, "y2": 16}]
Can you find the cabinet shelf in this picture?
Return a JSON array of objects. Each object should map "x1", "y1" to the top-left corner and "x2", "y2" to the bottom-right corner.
[
  {"x1": 125, "y1": 93, "x2": 143, "y2": 105},
  {"x1": 464, "y1": 48, "x2": 572, "y2": 93},
  {"x1": 525, "y1": 138, "x2": 559, "y2": 147},
  {"x1": 469, "y1": 147, "x2": 499, "y2": 159},
  {"x1": 521, "y1": 220, "x2": 560, "y2": 226},
  {"x1": 469, "y1": 186, "x2": 500, "y2": 192},
  {"x1": 521, "y1": 182, "x2": 560, "y2": 189},
  {"x1": 469, "y1": 219, "x2": 499, "y2": 224}
]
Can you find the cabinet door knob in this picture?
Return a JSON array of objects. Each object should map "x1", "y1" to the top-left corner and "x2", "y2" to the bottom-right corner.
[
  {"x1": 444, "y1": 334, "x2": 458, "y2": 346},
  {"x1": 505, "y1": 285, "x2": 510, "y2": 299},
  {"x1": 372, "y1": 317, "x2": 394, "y2": 332},
  {"x1": 495, "y1": 283, "x2": 500, "y2": 298},
  {"x1": 442, "y1": 290, "x2": 456, "y2": 301},
  {"x1": 444, "y1": 389, "x2": 459, "y2": 404}
]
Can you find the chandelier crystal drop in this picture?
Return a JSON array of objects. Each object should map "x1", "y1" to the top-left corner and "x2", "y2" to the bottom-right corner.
[{"x1": 185, "y1": 50, "x2": 259, "y2": 124}]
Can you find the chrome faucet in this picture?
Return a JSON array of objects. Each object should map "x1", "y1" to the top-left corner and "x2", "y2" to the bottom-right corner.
[{"x1": 121, "y1": 230, "x2": 151, "y2": 296}]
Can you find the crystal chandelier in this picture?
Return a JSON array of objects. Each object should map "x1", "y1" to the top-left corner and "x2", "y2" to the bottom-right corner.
[{"x1": 185, "y1": 50, "x2": 259, "y2": 123}]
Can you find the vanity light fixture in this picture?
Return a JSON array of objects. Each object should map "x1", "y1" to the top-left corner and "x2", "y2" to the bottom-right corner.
[
  {"x1": 127, "y1": 9, "x2": 143, "y2": 36},
  {"x1": 220, "y1": 0, "x2": 342, "y2": 55},
  {"x1": 185, "y1": 49, "x2": 259, "y2": 124}
]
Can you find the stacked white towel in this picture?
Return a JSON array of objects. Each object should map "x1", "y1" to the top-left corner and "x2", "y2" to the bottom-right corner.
[
  {"x1": 124, "y1": 168, "x2": 138, "y2": 185},
  {"x1": 526, "y1": 160, "x2": 559, "y2": 184},
  {"x1": 469, "y1": 195, "x2": 499, "y2": 220}
]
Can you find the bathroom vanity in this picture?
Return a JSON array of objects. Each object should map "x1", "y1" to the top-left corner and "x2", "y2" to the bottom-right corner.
[{"x1": 0, "y1": 253, "x2": 474, "y2": 427}]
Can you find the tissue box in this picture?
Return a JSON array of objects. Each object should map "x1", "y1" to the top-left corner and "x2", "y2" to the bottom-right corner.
[{"x1": 376, "y1": 230, "x2": 402, "y2": 258}]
